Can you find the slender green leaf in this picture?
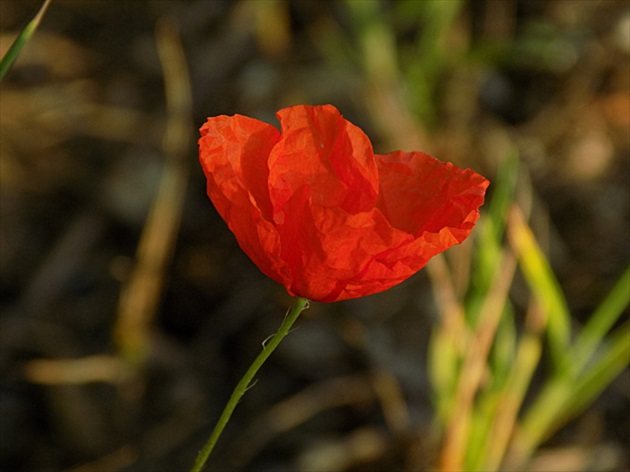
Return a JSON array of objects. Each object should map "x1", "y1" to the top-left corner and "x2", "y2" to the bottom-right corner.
[
  {"x1": 573, "y1": 267, "x2": 630, "y2": 374},
  {"x1": 508, "y1": 207, "x2": 572, "y2": 371},
  {"x1": 402, "y1": 0, "x2": 463, "y2": 122},
  {"x1": 468, "y1": 151, "x2": 518, "y2": 322},
  {"x1": 486, "y1": 150, "x2": 519, "y2": 243},
  {"x1": 428, "y1": 323, "x2": 462, "y2": 424},
  {"x1": 0, "y1": 0, "x2": 52, "y2": 81},
  {"x1": 466, "y1": 394, "x2": 500, "y2": 470},
  {"x1": 483, "y1": 328, "x2": 544, "y2": 471},
  {"x1": 509, "y1": 277, "x2": 629, "y2": 466},
  {"x1": 512, "y1": 322, "x2": 629, "y2": 465},
  {"x1": 511, "y1": 377, "x2": 571, "y2": 464},
  {"x1": 564, "y1": 321, "x2": 630, "y2": 419},
  {"x1": 466, "y1": 305, "x2": 518, "y2": 469},
  {"x1": 488, "y1": 304, "x2": 517, "y2": 385}
]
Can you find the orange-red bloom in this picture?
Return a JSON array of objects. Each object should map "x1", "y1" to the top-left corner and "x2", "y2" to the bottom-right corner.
[{"x1": 199, "y1": 104, "x2": 489, "y2": 302}]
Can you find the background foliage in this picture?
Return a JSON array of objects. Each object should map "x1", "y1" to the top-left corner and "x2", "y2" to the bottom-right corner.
[{"x1": 1, "y1": 1, "x2": 628, "y2": 471}]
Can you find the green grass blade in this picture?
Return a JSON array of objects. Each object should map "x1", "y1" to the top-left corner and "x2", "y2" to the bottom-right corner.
[
  {"x1": 482, "y1": 324, "x2": 544, "y2": 471},
  {"x1": 468, "y1": 150, "x2": 519, "y2": 322},
  {"x1": 466, "y1": 392, "x2": 500, "y2": 470},
  {"x1": 507, "y1": 206, "x2": 572, "y2": 372},
  {"x1": 398, "y1": 0, "x2": 463, "y2": 122},
  {"x1": 0, "y1": 0, "x2": 52, "y2": 81},
  {"x1": 346, "y1": 0, "x2": 399, "y2": 85},
  {"x1": 486, "y1": 150, "x2": 519, "y2": 243},
  {"x1": 513, "y1": 321, "x2": 629, "y2": 465},
  {"x1": 428, "y1": 320, "x2": 461, "y2": 424},
  {"x1": 564, "y1": 321, "x2": 630, "y2": 420},
  {"x1": 510, "y1": 377, "x2": 572, "y2": 465},
  {"x1": 465, "y1": 307, "x2": 520, "y2": 472},
  {"x1": 572, "y1": 267, "x2": 630, "y2": 375}
]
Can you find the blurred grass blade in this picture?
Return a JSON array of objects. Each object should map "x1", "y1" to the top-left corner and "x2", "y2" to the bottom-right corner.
[
  {"x1": 427, "y1": 253, "x2": 469, "y2": 426},
  {"x1": 513, "y1": 320, "x2": 629, "y2": 465},
  {"x1": 517, "y1": 268, "x2": 630, "y2": 461},
  {"x1": 0, "y1": 0, "x2": 52, "y2": 81},
  {"x1": 483, "y1": 321, "x2": 544, "y2": 471},
  {"x1": 346, "y1": 0, "x2": 399, "y2": 86},
  {"x1": 396, "y1": 0, "x2": 463, "y2": 122},
  {"x1": 572, "y1": 267, "x2": 630, "y2": 374},
  {"x1": 507, "y1": 206, "x2": 571, "y2": 371},
  {"x1": 468, "y1": 150, "x2": 519, "y2": 322},
  {"x1": 428, "y1": 323, "x2": 461, "y2": 424},
  {"x1": 437, "y1": 249, "x2": 517, "y2": 471},
  {"x1": 114, "y1": 17, "x2": 192, "y2": 362},
  {"x1": 465, "y1": 305, "x2": 519, "y2": 470},
  {"x1": 486, "y1": 150, "x2": 519, "y2": 243},
  {"x1": 488, "y1": 305, "x2": 517, "y2": 384},
  {"x1": 510, "y1": 378, "x2": 571, "y2": 466},
  {"x1": 564, "y1": 321, "x2": 629, "y2": 420}
]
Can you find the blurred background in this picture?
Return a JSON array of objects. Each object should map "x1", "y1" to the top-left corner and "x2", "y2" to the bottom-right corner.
[{"x1": 1, "y1": 0, "x2": 628, "y2": 471}]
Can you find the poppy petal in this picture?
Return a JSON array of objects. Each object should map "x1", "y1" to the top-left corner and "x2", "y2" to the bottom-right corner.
[
  {"x1": 269, "y1": 104, "x2": 379, "y2": 218},
  {"x1": 199, "y1": 115, "x2": 290, "y2": 283}
]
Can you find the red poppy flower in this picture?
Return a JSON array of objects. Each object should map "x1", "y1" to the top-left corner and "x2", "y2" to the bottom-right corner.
[{"x1": 199, "y1": 104, "x2": 489, "y2": 302}]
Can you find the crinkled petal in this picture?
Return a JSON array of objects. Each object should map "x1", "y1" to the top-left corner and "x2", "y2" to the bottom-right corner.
[
  {"x1": 269, "y1": 104, "x2": 379, "y2": 218},
  {"x1": 264, "y1": 105, "x2": 384, "y2": 300},
  {"x1": 199, "y1": 115, "x2": 290, "y2": 284},
  {"x1": 375, "y1": 150, "x2": 489, "y2": 235},
  {"x1": 273, "y1": 195, "x2": 411, "y2": 301}
]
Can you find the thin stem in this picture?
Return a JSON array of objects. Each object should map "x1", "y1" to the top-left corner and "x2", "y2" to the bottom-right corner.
[{"x1": 190, "y1": 297, "x2": 310, "y2": 472}]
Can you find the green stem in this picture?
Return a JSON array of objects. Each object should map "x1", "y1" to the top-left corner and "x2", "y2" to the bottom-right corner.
[{"x1": 190, "y1": 297, "x2": 310, "y2": 472}]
